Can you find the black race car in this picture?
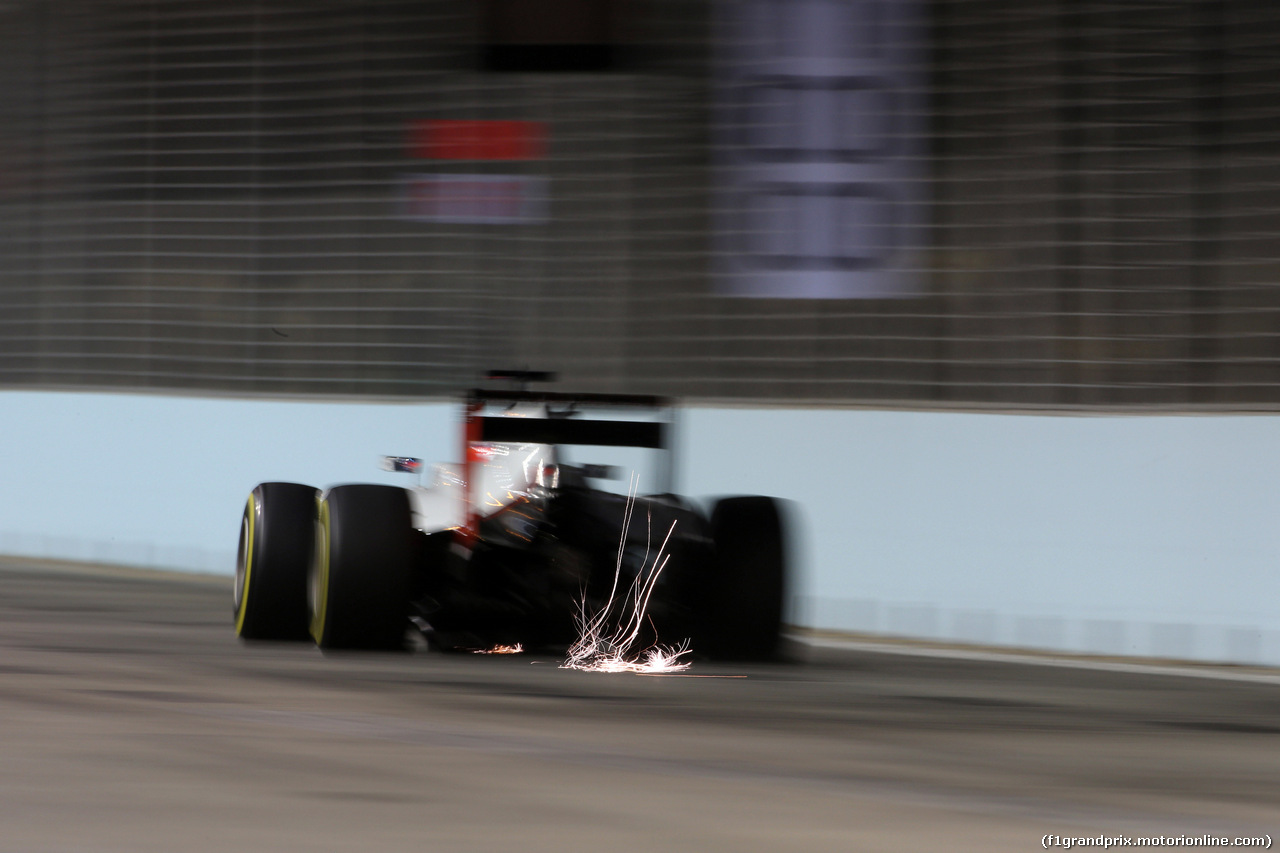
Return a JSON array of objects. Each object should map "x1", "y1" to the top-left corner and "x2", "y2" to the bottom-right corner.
[{"x1": 234, "y1": 373, "x2": 787, "y2": 661}]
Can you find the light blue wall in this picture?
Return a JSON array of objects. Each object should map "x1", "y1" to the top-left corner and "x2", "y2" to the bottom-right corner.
[
  {"x1": 685, "y1": 409, "x2": 1280, "y2": 665},
  {"x1": 0, "y1": 392, "x2": 454, "y2": 572},
  {"x1": 3, "y1": 390, "x2": 1277, "y2": 665}
]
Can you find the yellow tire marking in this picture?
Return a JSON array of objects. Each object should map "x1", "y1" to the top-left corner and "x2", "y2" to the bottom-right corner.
[
  {"x1": 309, "y1": 497, "x2": 330, "y2": 644},
  {"x1": 234, "y1": 493, "x2": 256, "y2": 636}
]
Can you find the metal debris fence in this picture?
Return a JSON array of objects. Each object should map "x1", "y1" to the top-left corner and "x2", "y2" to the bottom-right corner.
[{"x1": 2, "y1": 1, "x2": 1279, "y2": 408}]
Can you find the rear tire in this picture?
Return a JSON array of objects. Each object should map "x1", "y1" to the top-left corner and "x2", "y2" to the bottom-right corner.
[
  {"x1": 309, "y1": 484, "x2": 414, "y2": 650},
  {"x1": 705, "y1": 496, "x2": 787, "y2": 660},
  {"x1": 234, "y1": 482, "x2": 317, "y2": 641}
]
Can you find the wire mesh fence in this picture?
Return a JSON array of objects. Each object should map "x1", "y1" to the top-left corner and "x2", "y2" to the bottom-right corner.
[{"x1": 1, "y1": 0, "x2": 1279, "y2": 407}]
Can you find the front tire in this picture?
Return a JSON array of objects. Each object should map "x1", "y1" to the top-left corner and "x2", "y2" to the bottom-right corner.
[
  {"x1": 705, "y1": 496, "x2": 787, "y2": 660},
  {"x1": 309, "y1": 484, "x2": 414, "y2": 650},
  {"x1": 234, "y1": 482, "x2": 317, "y2": 640}
]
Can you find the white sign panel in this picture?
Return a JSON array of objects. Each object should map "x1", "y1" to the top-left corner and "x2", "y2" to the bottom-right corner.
[
  {"x1": 401, "y1": 174, "x2": 548, "y2": 224},
  {"x1": 714, "y1": 0, "x2": 928, "y2": 298}
]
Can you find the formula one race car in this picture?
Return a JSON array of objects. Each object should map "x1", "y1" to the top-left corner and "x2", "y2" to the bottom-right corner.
[{"x1": 233, "y1": 372, "x2": 787, "y2": 661}]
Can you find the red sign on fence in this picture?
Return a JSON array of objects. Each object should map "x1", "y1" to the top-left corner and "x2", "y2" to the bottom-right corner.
[{"x1": 408, "y1": 120, "x2": 547, "y2": 161}]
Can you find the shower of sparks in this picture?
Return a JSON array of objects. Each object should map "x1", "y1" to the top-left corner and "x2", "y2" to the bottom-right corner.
[
  {"x1": 473, "y1": 643, "x2": 524, "y2": 655},
  {"x1": 561, "y1": 474, "x2": 692, "y2": 675}
]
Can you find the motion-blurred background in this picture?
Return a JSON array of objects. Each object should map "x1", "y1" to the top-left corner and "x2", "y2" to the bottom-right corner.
[
  {"x1": 2, "y1": 1, "x2": 1279, "y2": 665},
  {"x1": 5, "y1": 0, "x2": 1277, "y2": 405}
]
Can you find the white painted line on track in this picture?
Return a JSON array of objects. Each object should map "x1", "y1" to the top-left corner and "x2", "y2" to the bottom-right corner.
[{"x1": 793, "y1": 634, "x2": 1280, "y2": 686}]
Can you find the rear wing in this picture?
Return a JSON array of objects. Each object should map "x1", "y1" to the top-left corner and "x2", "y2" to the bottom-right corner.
[
  {"x1": 457, "y1": 388, "x2": 677, "y2": 546},
  {"x1": 465, "y1": 388, "x2": 671, "y2": 449}
]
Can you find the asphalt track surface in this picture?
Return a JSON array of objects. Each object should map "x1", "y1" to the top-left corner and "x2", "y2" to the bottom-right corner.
[{"x1": 1, "y1": 558, "x2": 1277, "y2": 852}]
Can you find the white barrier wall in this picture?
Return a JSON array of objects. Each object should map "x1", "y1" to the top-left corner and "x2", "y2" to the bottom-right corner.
[{"x1": 2, "y1": 390, "x2": 1278, "y2": 665}]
